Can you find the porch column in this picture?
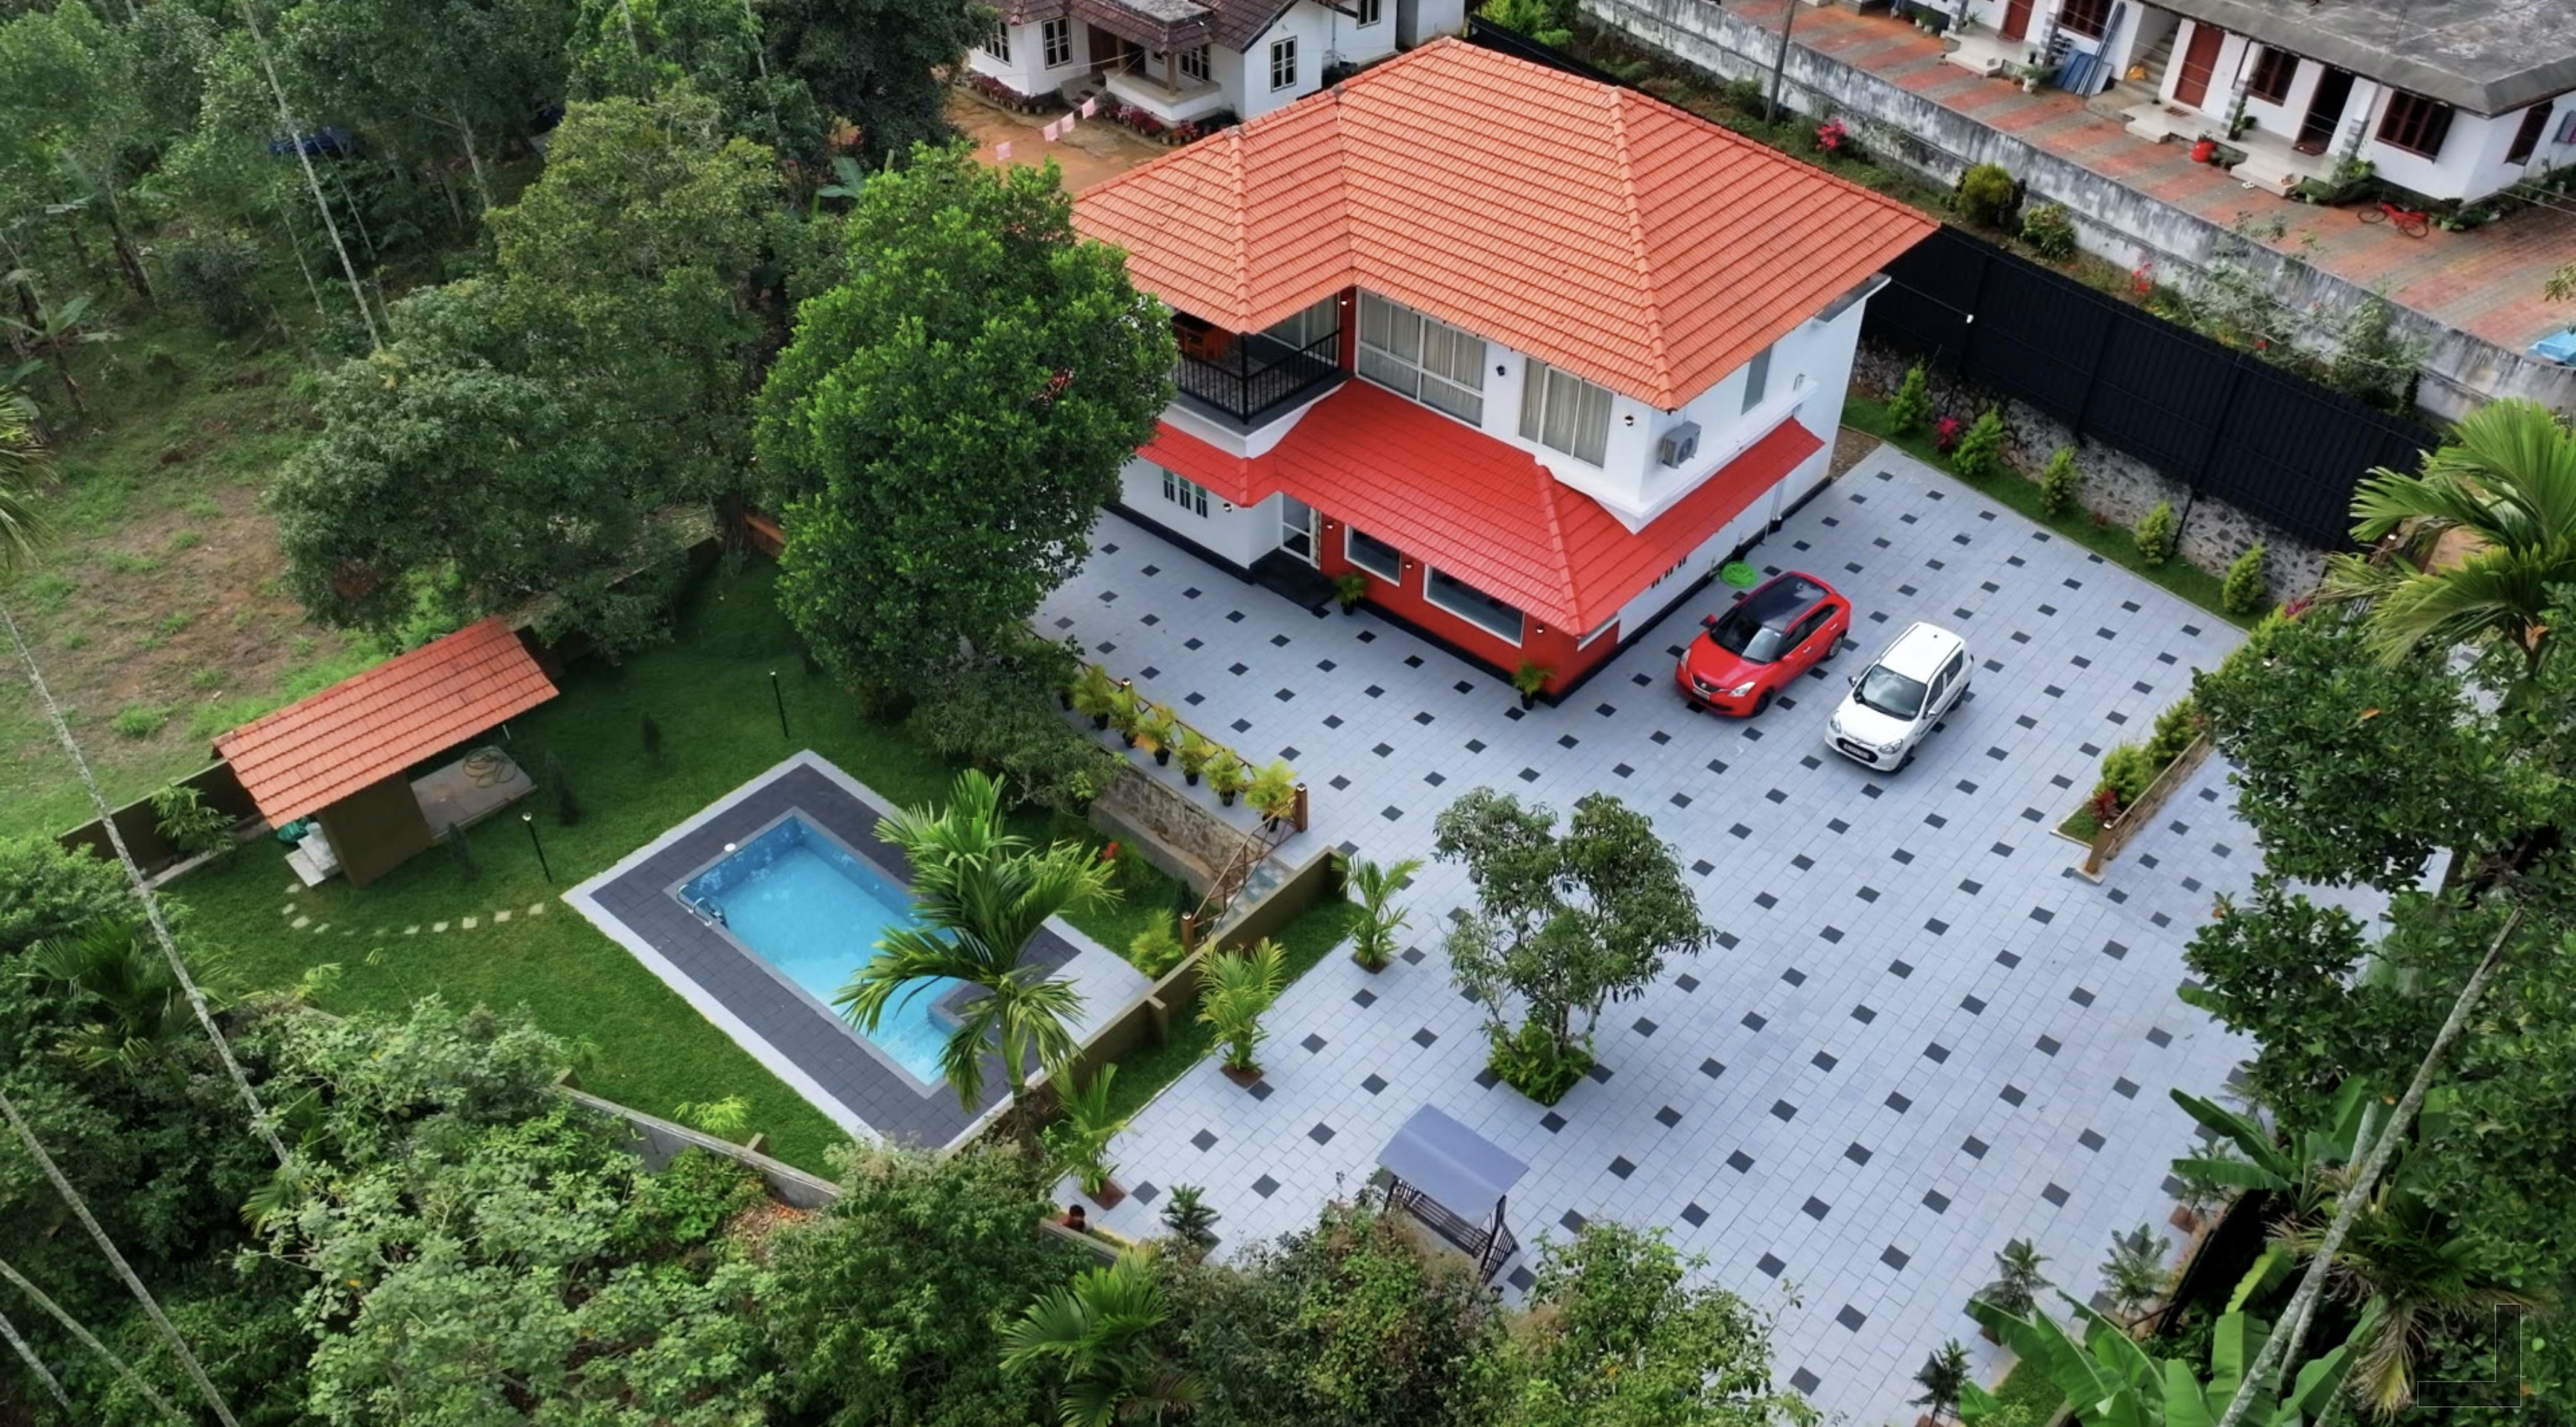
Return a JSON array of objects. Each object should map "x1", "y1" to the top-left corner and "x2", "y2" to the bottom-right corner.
[{"x1": 2334, "y1": 80, "x2": 2381, "y2": 161}]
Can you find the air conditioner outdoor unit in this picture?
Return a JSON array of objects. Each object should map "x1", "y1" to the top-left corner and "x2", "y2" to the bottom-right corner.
[{"x1": 1657, "y1": 422, "x2": 1700, "y2": 468}]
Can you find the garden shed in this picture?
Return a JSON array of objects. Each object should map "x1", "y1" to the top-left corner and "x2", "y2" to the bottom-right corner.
[{"x1": 214, "y1": 617, "x2": 558, "y2": 886}]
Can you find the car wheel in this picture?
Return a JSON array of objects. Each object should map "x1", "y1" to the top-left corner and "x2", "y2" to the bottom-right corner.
[
  {"x1": 1752, "y1": 688, "x2": 1774, "y2": 716},
  {"x1": 1897, "y1": 747, "x2": 1916, "y2": 771}
]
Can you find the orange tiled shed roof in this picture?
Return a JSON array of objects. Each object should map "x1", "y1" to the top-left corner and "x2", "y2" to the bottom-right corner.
[
  {"x1": 215, "y1": 617, "x2": 557, "y2": 823},
  {"x1": 1075, "y1": 37, "x2": 1936, "y2": 410},
  {"x1": 1145, "y1": 382, "x2": 1824, "y2": 630}
]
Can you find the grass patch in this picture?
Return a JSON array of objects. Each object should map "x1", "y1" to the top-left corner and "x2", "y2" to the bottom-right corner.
[
  {"x1": 1100, "y1": 899, "x2": 1362, "y2": 1127},
  {"x1": 1985, "y1": 1351, "x2": 2073, "y2": 1426},
  {"x1": 173, "y1": 563, "x2": 1198, "y2": 1176},
  {"x1": 111, "y1": 703, "x2": 173, "y2": 738},
  {"x1": 1843, "y1": 396, "x2": 2253, "y2": 627}
]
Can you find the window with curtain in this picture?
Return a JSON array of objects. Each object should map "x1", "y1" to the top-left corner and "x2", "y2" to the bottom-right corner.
[
  {"x1": 1346, "y1": 527, "x2": 1401, "y2": 581},
  {"x1": 1425, "y1": 568, "x2": 1526, "y2": 643},
  {"x1": 1518, "y1": 360, "x2": 1612, "y2": 465},
  {"x1": 1358, "y1": 292, "x2": 1487, "y2": 423}
]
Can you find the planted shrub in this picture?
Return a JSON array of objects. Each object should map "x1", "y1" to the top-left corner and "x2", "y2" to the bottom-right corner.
[
  {"x1": 162, "y1": 231, "x2": 268, "y2": 337},
  {"x1": 1932, "y1": 415, "x2": 1965, "y2": 453},
  {"x1": 1950, "y1": 409, "x2": 2007, "y2": 481},
  {"x1": 2018, "y1": 201, "x2": 2077, "y2": 260},
  {"x1": 2133, "y1": 500, "x2": 2178, "y2": 565},
  {"x1": 1128, "y1": 911, "x2": 1185, "y2": 978},
  {"x1": 1956, "y1": 162, "x2": 2016, "y2": 227},
  {"x1": 1720, "y1": 77, "x2": 1769, "y2": 116},
  {"x1": 150, "y1": 783, "x2": 233, "y2": 858},
  {"x1": 1886, "y1": 364, "x2": 1933, "y2": 436},
  {"x1": 2038, "y1": 448, "x2": 2081, "y2": 516},
  {"x1": 2146, "y1": 697, "x2": 2199, "y2": 766},
  {"x1": 2097, "y1": 741, "x2": 2160, "y2": 806},
  {"x1": 2222, "y1": 543, "x2": 2269, "y2": 616}
]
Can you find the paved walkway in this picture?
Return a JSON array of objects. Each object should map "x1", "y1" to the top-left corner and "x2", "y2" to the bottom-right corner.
[
  {"x1": 1040, "y1": 443, "x2": 2384, "y2": 1420},
  {"x1": 1723, "y1": 0, "x2": 2575, "y2": 357}
]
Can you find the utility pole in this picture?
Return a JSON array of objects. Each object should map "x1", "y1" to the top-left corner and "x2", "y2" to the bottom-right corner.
[{"x1": 1767, "y1": 0, "x2": 1802, "y2": 124}]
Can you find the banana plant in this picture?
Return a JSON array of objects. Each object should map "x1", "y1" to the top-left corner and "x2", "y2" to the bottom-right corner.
[
  {"x1": 0, "y1": 277, "x2": 112, "y2": 416},
  {"x1": 1961, "y1": 1294, "x2": 2363, "y2": 1427}
]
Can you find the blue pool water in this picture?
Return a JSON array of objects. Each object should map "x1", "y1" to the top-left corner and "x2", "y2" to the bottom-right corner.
[{"x1": 680, "y1": 817, "x2": 961, "y2": 1083}]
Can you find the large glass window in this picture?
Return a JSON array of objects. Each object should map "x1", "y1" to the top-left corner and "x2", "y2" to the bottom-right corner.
[
  {"x1": 2057, "y1": 0, "x2": 2111, "y2": 39},
  {"x1": 1269, "y1": 37, "x2": 1298, "y2": 90},
  {"x1": 1043, "y1": 19, "x2": 1073, "y2": 67},
  {"x1": 1346, "y1": 526, "x2": 1401, "y2": 581},
  {"x1": 1264, "y1": 295, "x2": 1339, "y2": 349},
  {"x1": 1161, "y1": 469, "x2": 1209, "y2": 517},
  {"x1": 2246, "y1": 46, "x2": 2296, "y2": 104},
  {"x1": 1179, "y1": 45, "x2": 1210, "y2": 83},
  {"x1": 1424, "y1": 568, "x2": 1526, "y2": 643},
  {"x1": 1358, "y1": 292, "x2": 1487, "y2": 424},
  {"x1": 1518, "y1": 360, "x2": 1612, "y2": 465},
  {"x1": 2507, "y1": 102, "x2": 2550, "y2": 165}
]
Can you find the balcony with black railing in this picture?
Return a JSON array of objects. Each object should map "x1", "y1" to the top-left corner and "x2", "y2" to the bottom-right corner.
[{"x1": 1172, "y1": 321, "x2": 1346, "y2": 428}]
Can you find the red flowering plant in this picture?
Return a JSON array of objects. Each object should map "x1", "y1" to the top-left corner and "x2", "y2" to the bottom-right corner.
[
  {"x1": 2088, "y1": 784, "x2": 2125, "y2": 826},
  {"x1": 2130, "y1": 262, "x2": 2155, "y2": 295},
  {"x1": 1933, "y1": 415, "x2": 1966, "y2": 452},
  {"x1": 1815, "y1": 120, "x2": 1849, "y2": 155}
]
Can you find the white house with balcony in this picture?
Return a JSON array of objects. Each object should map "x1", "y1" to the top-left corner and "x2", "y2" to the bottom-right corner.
[
  {"x1": 1068, "y1": 39, "x2": 1934, "y2": 694},
  {"x1": 969, "y1": 0, "x2": 1465, "y2": 127}
]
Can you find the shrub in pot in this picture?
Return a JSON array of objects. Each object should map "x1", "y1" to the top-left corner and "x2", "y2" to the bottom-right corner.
[
  {"x1": 1333, "y1": 571, "x2": 1368, "y2": 613},
  {"x1": 1108, "y1": 683, "x2": 1144, "y2": 747},
  {"x1": 1199, "y1": 937, "x2": 1286, "y2": 1081},
  {"x1": 1511, "y1": 660, "x2": 1550, "y2": 709},
  {"x1": 1072, "y1": 664, "x2": 1117, "y2": 730},
  {"x1": 1207, "y1": 750, "x2": 1248, "y2": 806},
  {"x1": 1247, "y1": 760, "x2": 1298, "y2": 826},
  {"x1": 1346, "y1": 855, "x2": 1424, "y2": 971},
  {"x1": 1177, "y1": 727, "x2": 1216, "y2": 785},
  {"x1": 1137, "y1": 703, "x2": 1179, "y2": 765}
]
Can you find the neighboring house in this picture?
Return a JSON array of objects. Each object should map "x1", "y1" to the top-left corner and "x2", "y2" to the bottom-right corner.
[
  {"x1": 1945, "y1": 0, "x2": 2576, "y2": 200},
  {"x1": 971, "y1": 0, "x2": 1468, "y2": 127},
  {"x1": 1070, "y1": 39, "x2": 1933, "y2": 695}
]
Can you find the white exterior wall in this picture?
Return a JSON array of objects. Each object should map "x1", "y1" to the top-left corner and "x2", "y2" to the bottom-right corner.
[
  {"x1": 968, "y1": 19, "x2": 1087, "y2": 98},
  {"x1": 1117, "y1": 456, "x2": 1281, "y2": 568},
  {"x1": 1235, "y1": 4, "x2": 1333, "y2": 119},
  {"x1": 1400, "y1": 0, "x2": 1469, "y2": 47},
  {"x1": 2362, "y1": 99, "x2": 2572, "y2": 203}
]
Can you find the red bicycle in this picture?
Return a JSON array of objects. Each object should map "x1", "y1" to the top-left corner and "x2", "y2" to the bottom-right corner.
[{"x1": 2359, "y1": 199, "x2": 2430, "y2": 238}]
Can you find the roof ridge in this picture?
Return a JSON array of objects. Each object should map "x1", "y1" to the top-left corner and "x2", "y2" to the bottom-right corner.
[
  {"x1": 1228, "y1": 125, "x2": 1251, "y2": 318},
  {"x1": 1605, "y1": 92, "x2": 1677, "y2": 408},
  {"x1": 1532, "y1": 465, "x2": 1585, "y2": 626}
]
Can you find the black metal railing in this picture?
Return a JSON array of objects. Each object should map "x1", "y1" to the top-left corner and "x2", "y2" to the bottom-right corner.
[{"x1": 1175, "y1": 327, "x2": 1343, "y2": 424}]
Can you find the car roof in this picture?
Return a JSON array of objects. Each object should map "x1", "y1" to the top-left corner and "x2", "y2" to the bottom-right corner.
[
  {"x1": 1732, "y1": 573, "x2": 1833, "y2": 629},
  {"x1": 1872, "y1": 621, "x2": 1966, "y2": 680}
]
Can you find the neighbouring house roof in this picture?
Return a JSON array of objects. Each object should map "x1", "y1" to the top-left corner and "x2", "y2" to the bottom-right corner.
[
  {"x1": 1143, "y1": 382, "x2": 1825, "y2": 630},
  {"x1": 215, "y1": 618, "x2": 558, "y2": 825},
  {"x1": 2153, "y1": 0, "x2": 2576, "y2": 116},
  {"x1": 1023, "y1": 0, "x2": 1299, "y2": 53},
  {"x1": 1076, "y1": 38, "x2": 1935, "y2": 411}
]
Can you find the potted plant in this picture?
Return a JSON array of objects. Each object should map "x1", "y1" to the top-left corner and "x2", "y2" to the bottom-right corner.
[
  {"x1": 1198, "y1": 938, "x2": 1286, "y2": 1084},
  {"x1": 1332, "y1": 571, "x2": 1369, "y2": 613},
  {"x1": 1972, "y1": 1238, "x2": 2052, "y2": 1341},
  {"x1": 1247, "y1": 760, "x2": 1298, "y2": 827},
  {"x1": 1041, "y1": 1066, "x2": 1131, "y2": 1204},
  {"x1": 1137, "y1": 703, "x2": 1179, "y2": 765},
  {"x1": 1510, "y1": 660, "x2": 1550, "y2": 709},
  {"x1": 1910, "y1": 1339, "x2": 1970, "y2": 1427},
  {"x1": 1072, "y1": 665, "x2": 1117, "y2": 730},
  {"x1": 1160, "y1": 1183, "x2": 1220, "y2": 1259},
  {"x1": 1108, "y1": 682, "x2": 1144, "y2": 747},
  {"x1": 1346, "y1": 855, "x2": 1424, "y2": 972},
  {"x1": 1177, "y1": 727, "x2": 1216, "y2": 785},
  {"x1": 1207, "y1": 750, "x2": 1248, "y2": 806}
]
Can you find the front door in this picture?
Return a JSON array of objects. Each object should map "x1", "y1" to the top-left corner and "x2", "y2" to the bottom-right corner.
[
  {"x1": 2171, "y1": 21, "x2": 2223, "y2": 108},
  {"x1": 2296, "y1": 66, "x2": 2356, "y2": 153},
  {"x1": 1281, "y1": 496, "x2": 1317, "y2": 565},
  {"x1": 2001, "y1": 0, "x2": 2035, "y2": 42}
]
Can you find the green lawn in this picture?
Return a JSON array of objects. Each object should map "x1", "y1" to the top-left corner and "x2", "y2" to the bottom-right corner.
[
  {"x1": 1842, "y1": 397, "x2": 2255, "y2": 627},
  {"x1": 172, "y1": 563, "x2": 1189, "y2": 1174}
]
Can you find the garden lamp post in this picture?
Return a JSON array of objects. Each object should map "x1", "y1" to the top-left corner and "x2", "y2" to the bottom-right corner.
[
  {"x1": 770, "y1": 670, "x2": 790, "y2": 739},
  {"x1": 523, "y1": 813, "x2": 552, "y2": 884}
]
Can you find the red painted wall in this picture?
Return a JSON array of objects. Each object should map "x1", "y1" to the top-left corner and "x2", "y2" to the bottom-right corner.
[{"x1": 1311, "y1": 514, "x2": 1610, "y2": 694}]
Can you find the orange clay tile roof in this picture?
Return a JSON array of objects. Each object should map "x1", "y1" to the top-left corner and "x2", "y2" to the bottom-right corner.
[
  {"x1": 1144, "y1": 382, "x2": 1824, "y2": 630},
  {"x1": 1075, "y1": 37, "x2": 1936, "y2": 411},
  {"x1": 215, "y1": 617, "x2": 557, "y2": 824}
]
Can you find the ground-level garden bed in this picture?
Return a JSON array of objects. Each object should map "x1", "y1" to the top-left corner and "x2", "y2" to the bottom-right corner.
[{"x1": 173, "y1": 563, "x2": 1184, "y2": 1174}]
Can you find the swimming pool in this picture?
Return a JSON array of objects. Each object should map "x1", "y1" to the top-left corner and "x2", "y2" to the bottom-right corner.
[{"x1": 679, "y1": 817, "x2": 960, "y2": 1083}]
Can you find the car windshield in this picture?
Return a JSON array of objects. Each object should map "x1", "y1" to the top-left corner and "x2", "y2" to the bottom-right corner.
[
  {"x1": 1854, "y1": 664, "x2": 1928, "y2": 719},
  {"x1": 1709, "y1": 606, "x2": 1790, "y2": 664}
]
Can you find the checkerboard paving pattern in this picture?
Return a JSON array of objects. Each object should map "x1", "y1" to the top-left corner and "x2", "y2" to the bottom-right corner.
[{"x1": 1039, "y1": 444, "x2": 2385, "y2": 1420}]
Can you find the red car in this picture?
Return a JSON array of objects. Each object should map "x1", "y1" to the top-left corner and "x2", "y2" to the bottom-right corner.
[{"x1": 1675, "y1": 571, "x2": 1852, "y2": 716}]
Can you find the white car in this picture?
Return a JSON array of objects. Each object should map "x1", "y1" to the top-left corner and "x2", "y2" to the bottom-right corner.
[{"x1": 1827, "y1": 621, "x2": 1971, "y2": 771}]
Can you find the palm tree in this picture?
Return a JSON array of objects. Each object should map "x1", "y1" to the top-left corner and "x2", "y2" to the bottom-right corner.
[
  {"x1": 836, "y1": 770, "x2": 1116, "y2": 1121},
  {"x1": 1197, "y1": 937, "x2": 1285, "y2": 1075},
  {"x1": 2323, "y1": 398, "x2": 2576, "y2": 682},
  {"x1": 1345, "y1": 855, "x2": 1424, "y2": 970},
  {"x1": 1911, "y1": 1338, "x2": 1970, "y2": 1425},
  {"x1": 1000, "y1": 1248, "x2": 1202, "y2": 1427},
  {"x1": 24, "y1": 919, "x2": 234, "y2": 1083}
]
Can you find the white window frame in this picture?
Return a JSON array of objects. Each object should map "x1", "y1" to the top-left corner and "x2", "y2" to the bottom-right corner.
[
  {"x1": 1357, "y1": 0, "x2": 1383, "y2": 24},
  {"x1": 1042, "y1": 19, "x2": 1073, "y2": 68},
  {"x1": 1269, "y1": 36, "x2": 1298, "y2": 91},
  {"x1": 1518, "y1": 359, "x2": 1613, "y2": 466},
  {"x1": 1424, "y1": 566, "x2": 1527, "y2": 645},
  {"x1": 1345, "y1": 526, "x2": 1401, "y2": 581},
  {"x1": 1357, "y1": 292, "x2": 1487, "y2": 425},
  {"x1": 983, "y1": 21, "x2": 1011, "y2": 63},
  {"x1": 1178, "y1": 45, "x2": 1210, "y2": 83},
  {"x1": 1740, "y1": 345, "x2": 1772, "y2": 414},
  {"x1": 1161, "y1": 468, "x2": 1210, "y2": 517}
]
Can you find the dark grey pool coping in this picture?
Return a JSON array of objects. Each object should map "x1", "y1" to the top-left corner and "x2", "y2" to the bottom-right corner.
[{"x1": 571, "y1": 756, "x2": 1078, "y2": 1148}]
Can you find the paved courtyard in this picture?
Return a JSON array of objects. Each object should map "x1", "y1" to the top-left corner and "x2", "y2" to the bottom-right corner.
[{"x1": 1038, "y1": 443, "x2": 2381, "y2": 1420}]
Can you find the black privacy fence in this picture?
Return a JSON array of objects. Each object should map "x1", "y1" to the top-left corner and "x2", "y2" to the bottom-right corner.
[{"x1": 1865, "y1": 227, "x2": 2440, "y2": 548}]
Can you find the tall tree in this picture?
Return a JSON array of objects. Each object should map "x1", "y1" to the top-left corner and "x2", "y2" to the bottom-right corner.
[
  {"x1": 757, "y1": 143, "x2": 1171, "y2": 686},
  {"x1": 2323, "y1": 398, "x2": 2576, "y2": 684},
  {"x1": 274, "y1": 95, "x2": 777, "y2": 653},
  {"x1": 999, "y1": 1249, "x2": 1201, "y2": 1427},
  {"x1": 568, "y1": 0, "x2": 821, "y2": 153},
  {"x1": 0, "y1": 2, "x2": 155, "y2": 303},
  {"x1": 761, "y1": 0, "x2": 985, "y2": 168},
  {"x1": 834, "y1": 770, "x2": 1113, "y2": 1120}
]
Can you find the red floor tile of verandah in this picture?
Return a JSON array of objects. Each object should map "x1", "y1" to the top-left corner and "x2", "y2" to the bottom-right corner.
[{"x1": 1718, "y1": 0, "x2": 2576, "y2": 351}]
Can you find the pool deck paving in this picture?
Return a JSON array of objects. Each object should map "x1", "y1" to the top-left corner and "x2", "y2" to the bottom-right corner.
[{"x1": 1037, "y1": 443, "x2": 2386, "y2": 1420}]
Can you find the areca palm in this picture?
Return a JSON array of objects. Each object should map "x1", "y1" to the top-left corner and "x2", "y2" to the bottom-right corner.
[
  {"x1": 835, "y1": 769, "x2": 1117, "y2": 1119},
  {"x1": 24, "y1": 918, "x2": 235, "y2": 1083},
  {"x1": 2323, "y1": 398, "x2": 2576, "y2": 679},
  {"x1": 0, "y1": 385, "x2": 47, "y2": 569},
  {"x1": 999, "y1": 1248, "x2": 1201, "y2": 1427}
]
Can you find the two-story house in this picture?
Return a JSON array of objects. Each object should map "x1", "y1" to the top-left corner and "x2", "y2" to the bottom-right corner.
[
  {"x1": 1071, "y1": 39, "x2": 1935, "y2": 695},
  {"x1": 1944, "y1": 0, "x2": 2575, "y2": 201},
  {"x1": 972, "y1": 0, "x2": 1468, "y2": 127}
]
